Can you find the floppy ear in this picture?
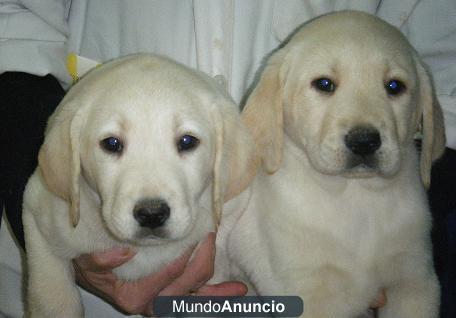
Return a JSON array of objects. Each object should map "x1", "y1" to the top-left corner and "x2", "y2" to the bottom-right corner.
[
  {"x1": 415, "y1": 57, "x2": 446, "y2": 189},
  {"x1": 242, "y1": 53, "x2": 288, "y2": 174},
  {"x1": 38, "y1": 102, "x2": 86, "y2": 227},
  {"x1": 212, "y1": 100, "x2": 259, "y2": 226}
]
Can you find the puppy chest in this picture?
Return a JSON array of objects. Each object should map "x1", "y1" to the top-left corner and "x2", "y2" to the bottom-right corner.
[{"x1": 297, "y1": 186, "x2": 411, "y2": 260}]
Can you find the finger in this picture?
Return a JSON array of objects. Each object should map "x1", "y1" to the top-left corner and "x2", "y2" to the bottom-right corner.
[
  {"x1": 158, "y1": 233, "x2": 216, "y2": 296},
  {"x1": 75, "y1": 247, "x2": 136, "y2": 272},
  {"x1": 73, "y1": 262, "x2": 118, "y2": 304},
  {"x1": 195, "y1": 281, "x2": 248, "y2": 297},
  {"x1": 119, "y1": 248, "x2": 195, "y2": 316},
  {"x1": 116, "y1": 246, "x2": 192, "y2": 300},
  {"x1": 370, "y1": 289, "x2": 387, "y2": 308}
]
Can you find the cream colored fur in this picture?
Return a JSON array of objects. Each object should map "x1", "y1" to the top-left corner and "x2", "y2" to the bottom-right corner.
[
  {"x1": 220, "y1": 11, "x2": 444, "y2": 318},
  {"x1": 22, "y1": 54, "x2": 257, "y2": 317}
]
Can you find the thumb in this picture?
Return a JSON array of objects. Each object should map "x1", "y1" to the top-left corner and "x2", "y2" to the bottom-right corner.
[{"x1": 76, "y1": 247, "x2": 136, "y2": 272}]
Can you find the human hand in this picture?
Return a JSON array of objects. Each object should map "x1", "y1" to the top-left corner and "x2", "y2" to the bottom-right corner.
[
  {"x1": 370, "y1": 289, "x2": 386, "y2": 308},
  {"x1": 73, "y1": 233, "x2": 247, "y2": 316},
  {"x1": 357, "y1": 289, "x2": 386, "y2": 317}
]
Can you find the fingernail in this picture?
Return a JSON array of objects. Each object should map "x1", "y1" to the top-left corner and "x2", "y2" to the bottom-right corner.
[
  {"x1": 206, "y1": 232, "x2": 216, "y2": 245},
  {"x1": 122, "y1": 248, "x2": 136, "y2": 258},
  {"x1": 197, "y1": 232, "x2": 215, "y2": 250},
  {"x1": 110, "y1": 246, "x2": 135, "y2": 259}
]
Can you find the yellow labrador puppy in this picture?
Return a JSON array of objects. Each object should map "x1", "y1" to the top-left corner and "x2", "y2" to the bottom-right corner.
[
  {"x1": 224, "y1": 11, "x2": 445, "y2": 318},
  {"x1": 22, "y1": 54, "x2": 257, "y2": 317}
]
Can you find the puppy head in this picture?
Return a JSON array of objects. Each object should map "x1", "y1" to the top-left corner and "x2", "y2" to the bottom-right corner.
[
  {"x1": 38, "y1": 54, "x2": 257, "y2": 243},
  {"x1": 243, "y1": 11, "x2": 445, "y2": 186}
]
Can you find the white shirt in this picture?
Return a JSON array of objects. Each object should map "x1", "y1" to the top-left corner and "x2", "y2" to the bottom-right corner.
[{"x1": 1, "y1": 0, "x2": 455, "y2": 148}]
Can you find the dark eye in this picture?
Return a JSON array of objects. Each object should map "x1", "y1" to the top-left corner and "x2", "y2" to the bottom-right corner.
[
  {"x1": 312, "y1": 78, "x2": 336, "y2": 93},
  {"x1": 100, "y1": 136, "x2": 123, "y2": 154},
  {"x1": 385, "y1": 79, "x2": 406, "y2": 96},
  {"x1": 177, "y1": 134, "x2": 199, "y2": 152}
]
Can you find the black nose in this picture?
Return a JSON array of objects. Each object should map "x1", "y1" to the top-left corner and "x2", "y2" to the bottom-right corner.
[
  {"x1": 344, "y1": 127, "x2": 381, "y2": 156},
  {"x1": 133, "y1": 199, "x2": 170, "y2": 230}
]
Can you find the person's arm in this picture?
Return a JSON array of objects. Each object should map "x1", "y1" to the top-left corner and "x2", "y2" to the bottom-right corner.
[{"x1": 73, "y1": 233, "x2": 247, "y2": 316}]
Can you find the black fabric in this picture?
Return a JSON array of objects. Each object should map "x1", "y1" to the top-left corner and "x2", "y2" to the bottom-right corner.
[
  {"x1": 428, "y1": 148, "x2": 456, "y2": 318},
  {"x1": 0, "y1": 72, "x2": 64, "y2": 250}
]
